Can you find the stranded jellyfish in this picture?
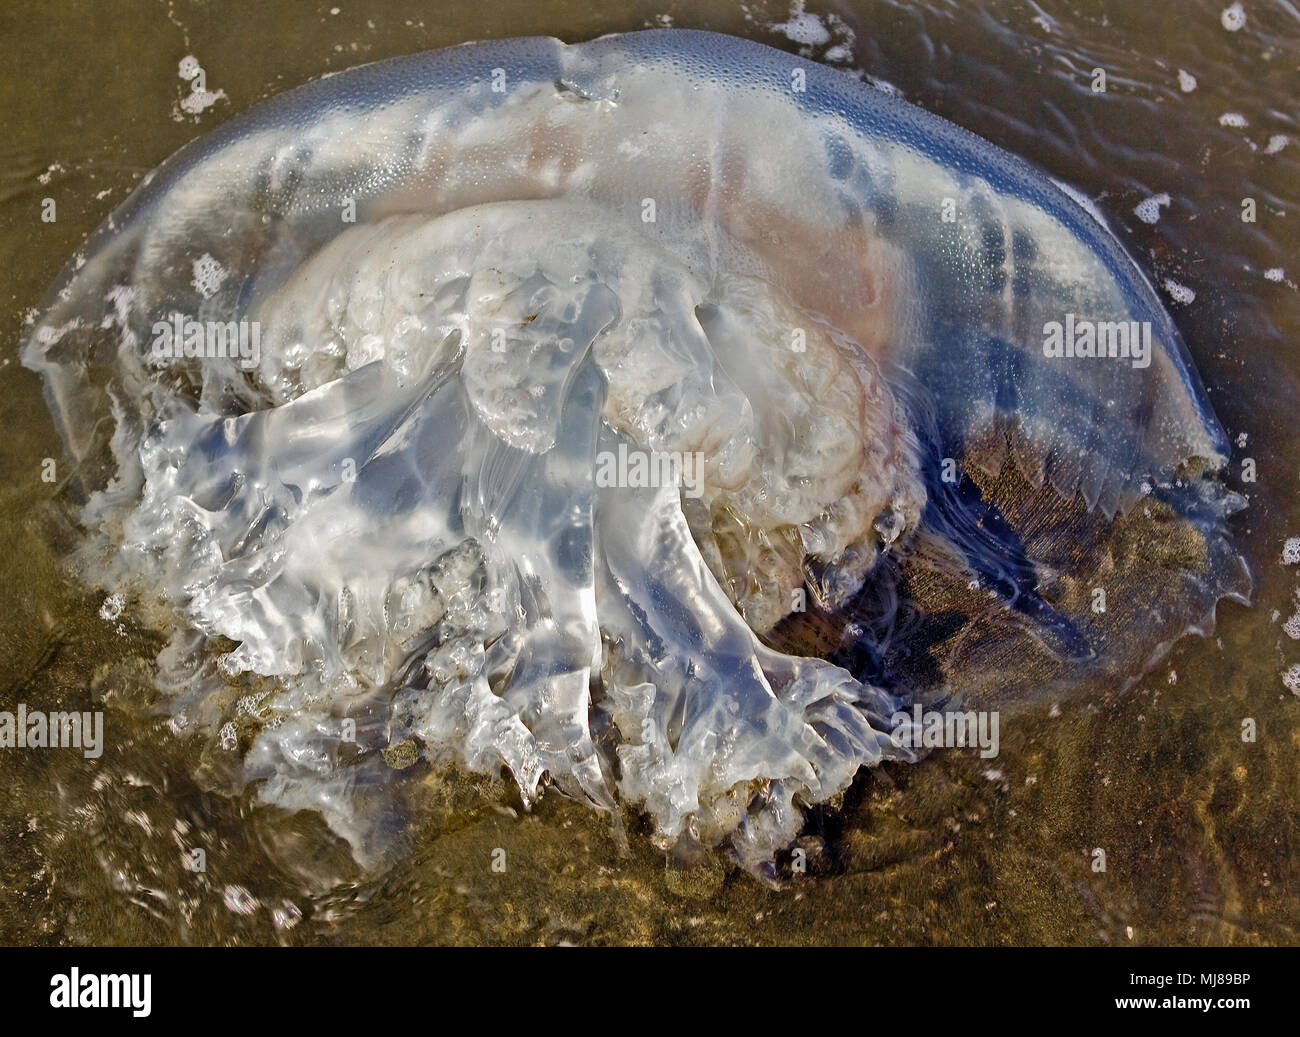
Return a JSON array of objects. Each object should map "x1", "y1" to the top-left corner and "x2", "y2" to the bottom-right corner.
[{"x1": 22, "y1": 31, "x2": 1249, "y2": 873}]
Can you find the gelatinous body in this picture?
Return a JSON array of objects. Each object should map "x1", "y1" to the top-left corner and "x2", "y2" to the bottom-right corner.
[{"x1": 22, "y1": 31, "x2": 1248, "y2": 870}]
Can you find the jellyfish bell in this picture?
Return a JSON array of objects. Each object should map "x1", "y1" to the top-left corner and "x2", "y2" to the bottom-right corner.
[{"x1": 22, "y1": 30, "x2": 1249, "y2": 872}]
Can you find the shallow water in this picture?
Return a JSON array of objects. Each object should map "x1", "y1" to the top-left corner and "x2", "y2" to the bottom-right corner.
[{"x1": 1, "y1": 0, "x2": 1298, "y2": 945}]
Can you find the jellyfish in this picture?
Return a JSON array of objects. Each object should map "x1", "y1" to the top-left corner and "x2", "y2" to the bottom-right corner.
[{"x1": 21, "y1": 30, "x2": 1249, "y2": 873}]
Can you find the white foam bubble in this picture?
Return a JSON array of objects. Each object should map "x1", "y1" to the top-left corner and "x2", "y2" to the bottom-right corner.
[
  {"x1": 1221, "y1": 3, "x2": 1247, "y2": 31},
  {"x1": 222, "y1": 885, "x2": 259, "y2": 915},
  {"x1": 175, "y1": 56, "x2": 226, "y2": 117},
  {"x1": 1284, "y1": 604, "x2": 1300, "y2": 639},
  {"x1": 1134, "y1": 193, "x2": 1171, "y2": 224},
  {"x1": 772, "y1": 1, "x2": 832, "y2": 45}
]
